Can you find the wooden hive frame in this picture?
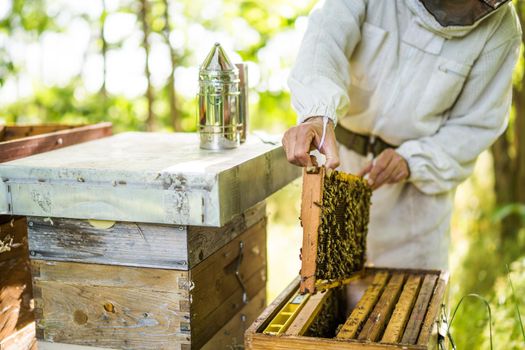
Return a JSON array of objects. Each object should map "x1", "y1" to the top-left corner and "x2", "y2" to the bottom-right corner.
[
  {"x1": 300, "y1": 167, "x2": 371, "y2": 294},
  {"x1": 245, "y1": 268, "x2": 449, "y2": 350}
]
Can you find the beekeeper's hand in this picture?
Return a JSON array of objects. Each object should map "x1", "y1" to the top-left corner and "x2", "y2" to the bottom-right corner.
[
  {"x1": 282, "y1": 116, "x2": 340, "y2": 169},
  {"x1": 358, "y1": 148, "x2": 410, "y2": 190}
]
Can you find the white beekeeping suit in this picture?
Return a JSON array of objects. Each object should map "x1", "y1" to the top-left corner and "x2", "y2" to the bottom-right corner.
[{"x1": 288, "y1": 0, "x2": 521, "y2": 269}]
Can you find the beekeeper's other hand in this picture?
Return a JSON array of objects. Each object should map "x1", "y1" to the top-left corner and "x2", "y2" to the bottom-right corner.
[
  {"x1": 282, "y1": 116, "x2": 340, "y2": 169},
  {"x1": 358, "y1": 148, "x2": 410, "y2": 190}
]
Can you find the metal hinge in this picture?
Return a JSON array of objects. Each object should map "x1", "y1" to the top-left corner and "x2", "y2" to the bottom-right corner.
[{"x1": 0, "y1": 179, "x2": 13, "y2": 215}]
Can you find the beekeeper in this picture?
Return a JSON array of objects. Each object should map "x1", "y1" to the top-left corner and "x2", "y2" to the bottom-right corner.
[{"x1": 282, "y1": 0, "x2": 521, "y2": 269}]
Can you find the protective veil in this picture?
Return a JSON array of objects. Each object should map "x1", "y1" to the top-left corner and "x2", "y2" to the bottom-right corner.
[
  {"x1": 288, "y1": 0, "x2": 521, "y2": 269},
  {"x1": 420, "y1": 0, "x2": 511, "y2": 27}
]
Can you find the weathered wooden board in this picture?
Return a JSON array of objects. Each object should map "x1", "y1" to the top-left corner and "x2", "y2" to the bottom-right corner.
[
  {"x1": 0, "y1": 321, "x2": 36, "y2": 350},
  {"x1": 190, "y1": 219, "x2": 267, "y2": 349},
  {"x1": 358, "y1": 274, "x2": 405, "y2": 342},
  {"x1": 27, "y1": 217, "x2": 189, "y2": 269},
  {"x1": 0, "y1": 217, "x2": 35, "y2": 350},
  {"x1": 187, "y1": 200, "x2": 266, "y2": 266},
  {"x1": 401, "y1": 274, "x2": 438, "y2": 344},
  {"x1": 0, "y1": 132, "x2": 300, "y2": 226},
  {"x1": 0, "y1": 123, "x2": 112, "y2": 163},
  {"x1": 1, "y1": 124, "x2": 80, "y2": 141},
  {"x1": 299, "y1": 167, "x2": 324, "y2": 294},
  {"x1": 31, "y1": 217, "x2": 267, "y2": 349},
  {"x1": 38, "y1": 341, "x2": 114, "y2": 350},
  {"x1": 337, "y1": 272, "x2": 389, "y2": 340},
  {"x1": 0, "y1": 256, "x2": 34, "y2": 350},
  {"x1": 26, "y1": 202, "x2": 266, "y2": 270},
  {"x1": 31, "y1": 261, "x2": 191, "y2": 349},
  {"x1": 381, "y1": 275, "x2": 422, "y2": 343},
  {"x1": 417, "y1": 271, "x2": 449, "y2": 347},
  {"x1": 201, "y1": 289, "x2": 266, "y2": 350}
]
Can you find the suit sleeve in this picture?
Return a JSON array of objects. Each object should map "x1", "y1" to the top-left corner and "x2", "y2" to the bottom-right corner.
[
  {"x1": 397, "y1": 37, "x2": 521, "y2": 194},
  {"x1": 287, "y1": 0, "x2": 367, "y2": 124}
]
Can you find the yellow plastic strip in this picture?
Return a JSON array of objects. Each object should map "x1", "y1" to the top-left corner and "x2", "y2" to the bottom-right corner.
[{"x1": 263, "y1": 292, "x2": 310, "y2": 335}]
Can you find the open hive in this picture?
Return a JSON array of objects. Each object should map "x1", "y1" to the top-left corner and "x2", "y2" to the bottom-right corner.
[
  {"x1": 245, "y1": 168, "x2": 449, "y2": 349},
  {"x1": 245, "y1": 268, "x2": 449, "y2": 350},
  {"x1": 300, "y1": 167, "x2": 371, "y2": 293}
]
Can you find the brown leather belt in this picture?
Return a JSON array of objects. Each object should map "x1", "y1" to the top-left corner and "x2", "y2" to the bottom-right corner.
[{"x1": 334, "y1": 126, "x2": 395, "y2": 158}]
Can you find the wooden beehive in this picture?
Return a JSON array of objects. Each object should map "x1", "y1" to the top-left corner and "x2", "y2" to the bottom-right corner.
[
  {"x1": 245, "y1": 268, "x2": 448, "y2": 350},
  {"x1": 0, "y1": 123, "x2": 112, "y2": 350},
  {"x1": 28, "y1": 203, "x2": 267, "y2": 350},
  {"x1": 0, "y1": 132, "x2": 300, "y2": 349}
]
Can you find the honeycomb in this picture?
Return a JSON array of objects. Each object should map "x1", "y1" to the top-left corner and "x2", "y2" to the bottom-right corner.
[{"x1": 315, "y1": 170, "x2": 372, "y2": 281}]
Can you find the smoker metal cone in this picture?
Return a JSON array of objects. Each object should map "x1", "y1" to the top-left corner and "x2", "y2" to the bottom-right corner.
[{"x1": 200, "y1": 43, "x2": 237, "y2": 73}]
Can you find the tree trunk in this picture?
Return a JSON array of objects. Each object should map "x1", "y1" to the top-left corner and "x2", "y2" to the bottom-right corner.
[
  {"x1": 140, "y1": 0, "x2": 155, "y2": 131},
  {"x1": 492, "y1": 1, "x2": 525, "y2": 248},
  {"x1": 162, "y1": 0, "x2": 181, "y2": 131}
]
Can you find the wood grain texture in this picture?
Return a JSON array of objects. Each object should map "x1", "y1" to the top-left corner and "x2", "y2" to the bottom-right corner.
[
  {"x1": 381, "y1": 275, "x2": 422, "y2": 343},
  {"x1": 30, "y1": 217, "x2": 267, "y2": 349},
  {"x1": 247, "y1": 334, "x2": 426, "y2": 350},
  {"x1": 201, "y1": 289, "x2": 265, "y2": 350},
  {"x1": 31, "y1": 261, "x2": 191, "y2": 349},
  {"x1": 337, "y1": 271, "x2": 390, "y2": 340},
  {"x1": 401, "y1": 274, "x2": 438, "y2": 345},
  {"x1": 300, "y1": 167, "x2": 324, "y2": 294},
  {"x1": 190, "y1": 219, "x2": 267, "y2": 349},
  {"x1": 0, "y1": 256, "x2": 35, "y2": 350},
  {"x1": 30, "y1": 260, "x2": 189, "y2": 292},
  {"x1": 27, "y1": 217, "x2": 189, "y2": 269},
  {"x1": 416, "y1": 271, "x2": 449, "y2": 346},
  {"x1": 284, "y1": 289, "x2": 330, "y2": 336},
  {"x1": 187, "y1": 201, "x2": 266, "y2": 267},
  {"x1": 0, "y1": 123, "x2": 112, "y2": 163},
  {"x1": 27, "y1": 201, "x2": 266, "y2": 270},
  {"x1": 38, "y1": 341, "x2": 115, "y2": 350},
  {"x1": 357, "y1": 274, "x2": 406, "y2": 342},
  {"x1": 0, "y1": 321, "x2": 36, "y2": 350},
  {"x1": 0, "y1": 124, "x2": 77, "y2": 141}
]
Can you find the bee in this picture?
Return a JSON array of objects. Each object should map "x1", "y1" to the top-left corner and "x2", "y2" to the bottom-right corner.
[{"x1": 315, "y1": 170, "x2": 372, "y2": 282}]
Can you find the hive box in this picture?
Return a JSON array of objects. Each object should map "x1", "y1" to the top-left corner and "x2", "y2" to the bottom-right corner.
[
  {"x1": 246, "y1": 268, "x2": 448, "y2": 350},
  {"x1": 0, "y1": 132, "x2": 300, "y2": 349},
  {"x1": 0, "y1": 122, "x2": 112, "y2": 350}
]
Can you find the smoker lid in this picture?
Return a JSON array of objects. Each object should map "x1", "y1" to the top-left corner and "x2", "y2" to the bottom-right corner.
[{"x1": 200, "y1": 43, "x2": 238, "y2": 74}]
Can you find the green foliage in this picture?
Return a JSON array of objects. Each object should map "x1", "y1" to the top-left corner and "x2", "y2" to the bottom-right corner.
[{"x1": 479, "y1": 260, "x2": 525, "y2": 349}]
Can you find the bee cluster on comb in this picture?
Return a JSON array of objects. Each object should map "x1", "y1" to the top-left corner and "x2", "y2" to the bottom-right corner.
[
  {"x1": 316, "y1": 170, "x2": 372, "y2": 281},
  {"x1": 300, "y1": 167, "x2": 371, "y2": 294}
]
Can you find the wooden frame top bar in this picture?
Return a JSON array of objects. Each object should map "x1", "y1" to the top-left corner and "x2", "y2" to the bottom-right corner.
[{"x1": 299, "y1": 167, "x2": 324, "y2": 294}]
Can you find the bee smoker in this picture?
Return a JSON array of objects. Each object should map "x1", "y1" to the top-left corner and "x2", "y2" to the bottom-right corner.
[
  {"x1": 235, "y1": 63, "x2": 248, "y2": 143},
  {"x1": 198, "y1": 43, "x2": 242, "y2": 150}
]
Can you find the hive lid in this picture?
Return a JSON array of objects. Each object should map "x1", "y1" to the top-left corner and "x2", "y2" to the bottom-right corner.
[{"x1": 0, "y1": 132, "x2": 300, "y2": 226}]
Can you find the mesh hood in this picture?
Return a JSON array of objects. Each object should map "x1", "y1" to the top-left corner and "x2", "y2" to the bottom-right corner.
[{"x1": 406, "y1": 0, "x2": 511, "y2": 38}]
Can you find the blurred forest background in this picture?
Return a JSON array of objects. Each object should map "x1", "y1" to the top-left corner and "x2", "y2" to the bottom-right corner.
[{"x1": 0, "y1": 0, "x2": 524, "y2": 348}]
